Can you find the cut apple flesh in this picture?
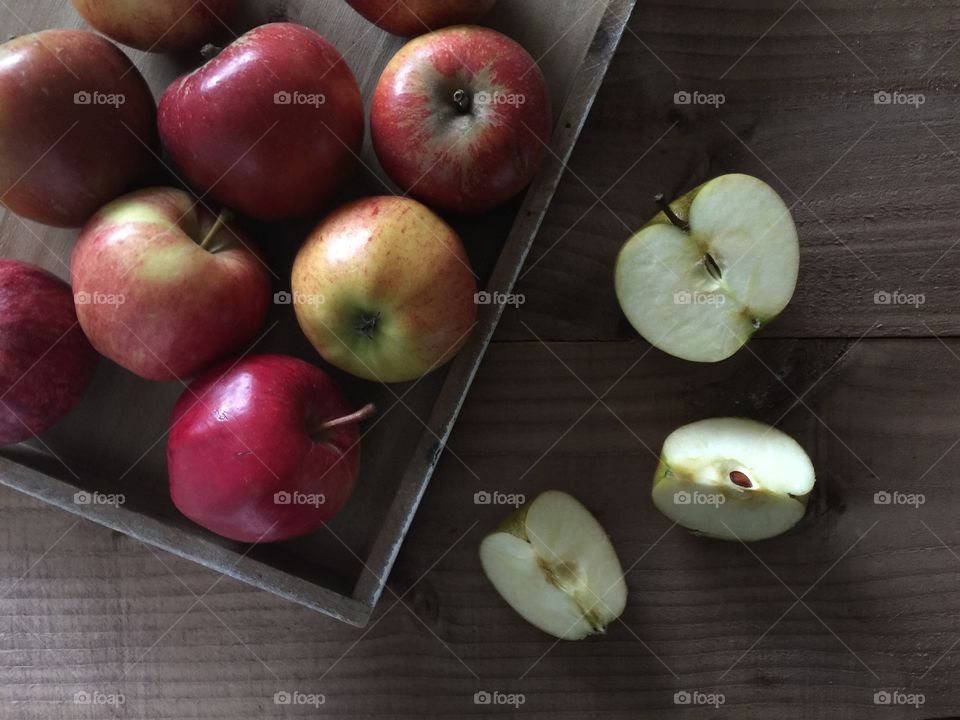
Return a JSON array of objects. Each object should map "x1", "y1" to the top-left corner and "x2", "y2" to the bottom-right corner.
[
  {"x1": 652, "y1": 417, "x2": 816, "y2": 541},
  {"x1": 479, "y1": 490, "x2": 627, "y2": 640},
  {"x1": 615, "y1": 174, "x2": 799, "y2": 362}
]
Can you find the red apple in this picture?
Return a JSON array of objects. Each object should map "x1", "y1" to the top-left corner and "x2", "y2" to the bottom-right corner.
[
  {"x1": 371, "y1": 26, "x2": 552, "y2": 214},
  {"x1": 0, "y1": 30, "x2": 157, "y2": 228},
  {"x1": 71, "y1": 187, "x2": 270, "y2": 381},
  {"x1": 344, "y1": 0, "x2": 497, "y2": 36},
  {"x1": 291, "y1": 195, "x2": 477, "y2": 382},
  {"x1": 158, "y1": 23, "x2": 364, "y2": 221},
  {"x1": 0, "y1": 260, "x2": 98, "y2": 444},
  {"x1": 72, "y1": 0, "x2": 240, "y2": 53},
  {"x1": 168, "y1": 354, "x2": 372, "y2": 543}
]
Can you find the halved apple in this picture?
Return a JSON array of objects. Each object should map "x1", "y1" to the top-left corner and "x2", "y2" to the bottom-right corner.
[
  {"x1": 652, "y1": 417, "x2": 816, "y2": 541},
  {"x1": 615, "y1": 174, "x2": 799, "y2": 362},
  {"x1": 479, "y1": 490, "x2": 627, "y2": 640}
]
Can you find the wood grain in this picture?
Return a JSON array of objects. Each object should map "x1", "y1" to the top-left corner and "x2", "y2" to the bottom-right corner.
[
  {"x1": 2, "y1": 339, "x2": 960, "y2": 718},
  {"x1": 1, "y1": 0, "x2": 958, "y2": 718}
]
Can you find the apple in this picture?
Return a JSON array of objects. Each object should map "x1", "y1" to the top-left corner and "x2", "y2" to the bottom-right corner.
[
  {"x1": 652, "y1": 417, "x2": 816, "y2": 542},
  {"x1": 479, "y1": 490, "x2": 627, "y2": 640},
  {"x1": 614, "y1": 174, "x2": 799, "y2": 363},
  {"x1": 168, "y1": 354, "x2": 373, "y2": 543},
  {"x1": 72, "y1": 0, "x2": 240, "y2": 53},
  {"x1": 371, "y1": 25, "x2": 553, "y2": 214},
  {"x1": 0, "y1": 260, "x2": 98, "y2": 444},
  {"x1": 71, "y1": 187, "x2": 270, "y2": 381},
  {"x1": 0, "y1": 30, "x2": 157, "y2": 228},
  {"x1": 158, "y1": 23, "x2": 364, "y2": 221},
  {"x1": 344, "y1": 0, "x2": 497, "y2": 36},
  {"x1": 291, "y1": 196, "x2": 478, "y2": 383}
]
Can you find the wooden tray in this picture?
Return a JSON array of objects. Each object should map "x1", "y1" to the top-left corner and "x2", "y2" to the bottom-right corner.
[{"x1": 0, "y1": 0, "x2": 636, "y2": 626}]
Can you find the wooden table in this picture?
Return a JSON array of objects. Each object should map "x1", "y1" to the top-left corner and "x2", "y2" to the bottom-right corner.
[{"x1": 2, "y1": 1, "x2": 958, "y2": 718}]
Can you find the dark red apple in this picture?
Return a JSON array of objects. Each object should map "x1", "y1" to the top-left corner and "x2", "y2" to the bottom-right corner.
[
  {"x1": 158, "y1": 23, "x2": 364, "y2": 221},
  {"x1": 168, "y1": 354, "x2": 372, "y2": 543},
  {"x1": 344, "y1": 0, "x2": 496, "y2": 36},
  {"x1": 0, "y1": 30, "x2": 156, "y2": 227},
  {"x1": 371, "y1": 25, "x2": 552, "y2": 214},
  {"x1": 72, "y1": 0, "x2": 240, "y2": 53},
  {"x1": 71, "y1": 187, "x2": 271, "y2": 381},
  {"x1": 0, "y1": 260, "x2": 98, "y2": 444}
]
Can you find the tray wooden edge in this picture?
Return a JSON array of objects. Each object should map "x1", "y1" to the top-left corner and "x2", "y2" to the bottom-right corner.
[{"x1": 0, "y1": 0, "x2": 639, "y2": 628}]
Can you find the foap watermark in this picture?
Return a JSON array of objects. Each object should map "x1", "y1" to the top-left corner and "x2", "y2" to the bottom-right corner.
[
  {"x1": 74, "y1": 90, "x2": 125, "y2": 108},
  {"x1": 73, "y1": 690, "x2": 125, "y2": 706},
  {"x1": 475, "y1": 290, "x2": 525, "y2": 308},
  {"x1": 73, "y1": 490, "x2": 125, "y2": 507},
  {"x1": 274, "y1": 690, "x2": 325, "y2": 707},
  {"x1": 75, "y1": 291, "x2": 125, "y2": 307},
  {"x1": 474, "y1": 91, "x2": 526, "y2": 107},
  {"x1": 474, "y1": 690, "x2": 525, "y2": 708},
  {"x1": 874, "y1": 690, "x2": 925, "y2": 708},
  {"x1": 674, "y1": 690, "x2": 725, "y2": 708},
  {"x1": 674, "y1": 490, "x2": 724, "y2": 507},
  {"x1": 874, "y1": 490, "x2": 925, "y2": 508},
  {"x1": 674, "y1": 290, "x2": 725, "y2": 306},
  {"x1": 274, "y1": 290, "x2": 325, "y2": 306},
  {"x1": 873, "y1": 289, "x2": 924, "y2": 308},
  {"x1": 274, "y1": 490, "x2": 325, "y2": 508},
  {"x1": 674, "y1": 90, "x2": 725, "y2": 108},
  {"x1": 874, "y1": 90, "x2": 925, "y2": 108},
  {"x1": 274, "y1": 90, "x2": 326, "y2": 107},
  {"x1": 474, "y1": 490, "x2": 525, "y2": 508}
]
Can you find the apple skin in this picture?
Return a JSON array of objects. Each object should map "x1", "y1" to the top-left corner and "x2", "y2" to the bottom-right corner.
[
  {"x1": 72, "y1": 0, "x2": 240, "y2": 53},
  {"x1": 158, "y1": 23, "x2": 364, "y2": 221},
  {"x1": 0, "y1": 260, "x2": 98, "y2": 444},
  {"x1": 291, "y1": 196, "x2": 478, "y2": 382},
  {"x1": 0, "y1": 30, "x2": 157, "y2": 228},
  {"x1": 168, "y1": 354, "x2": 364, "y2": 543},
  {"x1": 71, "y1": 187, "x2": 271, "y2": 381},
  {"x1": 344, "y1": 0, "x2": 497, "y2": 36},
  {"x1": 371, "y1": 25, "x2": 552, "y2": 214}
]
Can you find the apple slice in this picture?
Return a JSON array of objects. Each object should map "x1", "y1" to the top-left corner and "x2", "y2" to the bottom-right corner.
[
  {"x1": 615, "y1": 174, "x2": 799, "y2": 362},
  {"x1": 652, "y1": 417, "x2": 816, "y2": 542},
  {"x1": 479, "y1": 490, "x2": 627, "y2": 640}
]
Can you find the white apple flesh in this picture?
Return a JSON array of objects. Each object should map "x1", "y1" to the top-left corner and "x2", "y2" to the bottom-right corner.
[
  {"x1": 479, "y1": 490, "x2": 627, "y2": 640},
  {"x1": 652, "y1": 417, "x2": 816, "y2": 542},
  {"x1": 615, "y1": 174, "x2": 799, "y2": 362}
]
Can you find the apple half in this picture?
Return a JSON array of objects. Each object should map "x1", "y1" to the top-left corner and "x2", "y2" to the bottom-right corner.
[
  {"x1": 479, "y1": 490, "x2": 627, "y2": 640},
  {"x1": 615, "y1": 174, "x2": 799, "y2": 362},
  {"x1": 652, "y1": 417, "x2": 816, "y2": 542}
]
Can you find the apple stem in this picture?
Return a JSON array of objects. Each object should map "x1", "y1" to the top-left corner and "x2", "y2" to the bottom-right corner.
[
  {"x1": 201, "y1": 43, "x2": 223, "y2": 61},
  {"x1": 199, "y1": 210, "x2": 232, "y2": 252},
  {"x1": 452, "y1": 89, "x2": 472, "y2": 114},
  {"x1": 654, "y1": 193, "x2": 690, "y2": 232},
  {"x1": 318, "y1": 403, "x2": 376, "y2": 432}
]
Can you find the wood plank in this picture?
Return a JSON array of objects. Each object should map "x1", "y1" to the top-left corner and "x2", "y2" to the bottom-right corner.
[
  {"x1": 497, "y1": 0, "x2": 960, "y2": 342},
  {"x1": 2, "y1": 337, "x2": 960, "y2": 718}
]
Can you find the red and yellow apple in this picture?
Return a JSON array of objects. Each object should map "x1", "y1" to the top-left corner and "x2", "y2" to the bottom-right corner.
[
  {"x1": 344, "y1": 0, "x2": 497, "y2": 36},
  {"x1": 168, "y1": 354, "x2": 372, "y2": 543},
  {"x1": 0, "y1": 30, "x2": 156, "y2": 227},
  {"x1": 71, "y1": 187, "x2": 270, "y2": 381},
  {"x1": 72, "y1": 0, "x2": 240, "y2": 53},
  {"x1": 158, "y1": 23, "x2": 364, "y2": 221},
  {"x1": 291, "y1": 196, "x2": 478, "y2": 383},
  {"x1": 0, "y1": 260, "x2": 98, "y2": 444},
  {"x1": 371, "y1": 25, "x2": 552, "y2": 214}
]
